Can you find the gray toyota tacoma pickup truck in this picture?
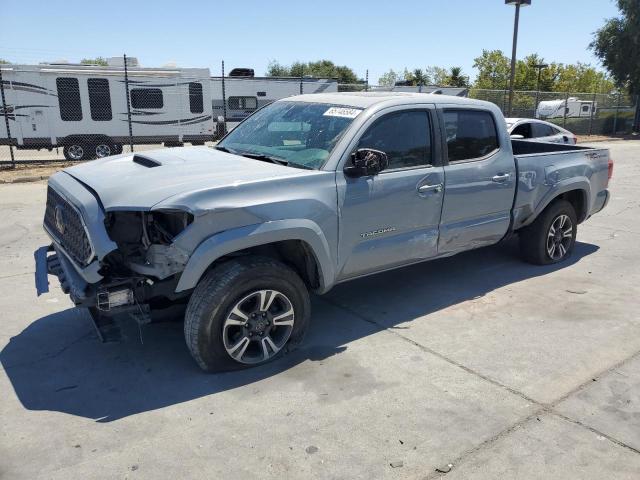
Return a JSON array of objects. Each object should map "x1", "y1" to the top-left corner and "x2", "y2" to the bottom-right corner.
[{"x1": 35, "y1": 92, "x2": 612, "y2": 371}]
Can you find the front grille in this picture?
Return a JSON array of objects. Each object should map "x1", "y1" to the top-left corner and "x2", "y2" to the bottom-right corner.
[{"x1": 44, "y1": 186, "x2": 93, "y2": 265}]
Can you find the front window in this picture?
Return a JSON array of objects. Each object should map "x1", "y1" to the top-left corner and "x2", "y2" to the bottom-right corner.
[{"x1": 218, "y1": 101, "x2": 362, "y2": 170}]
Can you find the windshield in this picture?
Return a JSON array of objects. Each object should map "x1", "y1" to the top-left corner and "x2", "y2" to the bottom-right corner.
[{"x1": 218, "y1": 101, "x2": 362, "y2": 170}]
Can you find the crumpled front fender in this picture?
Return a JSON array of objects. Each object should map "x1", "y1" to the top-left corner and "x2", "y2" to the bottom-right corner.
[{"x1": 175, "y1": 219, "x2": 335, "y2": 293}]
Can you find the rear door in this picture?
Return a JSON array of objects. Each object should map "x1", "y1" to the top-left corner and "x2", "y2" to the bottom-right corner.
[
  {"x1": 438, "y1": 107, "x2": 516, "y2": 254},
  {"x1": 337, "y1": 105, "x2": 444, "y2": 279}
]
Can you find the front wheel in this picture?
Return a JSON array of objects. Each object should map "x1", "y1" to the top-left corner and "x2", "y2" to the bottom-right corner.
[
  {"x1": 184, "y1": 256, "x2": 311, "y2": 372},
  {"x1": 519, "y1": 199, "x2": 577, "y2": 265}
]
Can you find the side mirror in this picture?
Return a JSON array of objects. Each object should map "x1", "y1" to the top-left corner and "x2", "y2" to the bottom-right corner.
[
  {"x1": 344, "y1": 148, "x2": 389, "y2": 177},
  {"x1": 510, "y1": 134, "x2": 524, "y2": 140}
]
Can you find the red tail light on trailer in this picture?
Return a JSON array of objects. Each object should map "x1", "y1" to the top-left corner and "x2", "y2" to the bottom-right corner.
[{"x1": 607, "y1": 158, "x2": 614, "y2": 186}]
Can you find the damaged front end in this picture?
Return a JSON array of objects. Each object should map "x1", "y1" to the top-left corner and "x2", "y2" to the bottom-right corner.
[{"x1": 36, "y1": 179, "x2": 196, "y2": 337}]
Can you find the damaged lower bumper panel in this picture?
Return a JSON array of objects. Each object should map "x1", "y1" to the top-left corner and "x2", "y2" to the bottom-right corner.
[
  {"x1": 35, "y1": 244, "x2": 91, "y2": 304},
  {"x1": 34, "y1": 244, "x2": 127, "y2": 342}
]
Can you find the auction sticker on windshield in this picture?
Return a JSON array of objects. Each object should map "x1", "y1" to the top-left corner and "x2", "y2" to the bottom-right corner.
[{"x1": 323, "y1": 107, "x2": 362, "y2": 119}]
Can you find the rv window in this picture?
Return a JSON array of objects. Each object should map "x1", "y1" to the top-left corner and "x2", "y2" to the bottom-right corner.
[
  {"x1": 56, "y1": 77, "x2": 82, "y2": 121},
  {"x1": 189, "y1": 82, "x2": 203, "y2": 114},
  {"x1": 582, "y1": 105, "x2": 590, "y2": 113},
  {"x1": 131, "y1": 88, "x2": 163, "y2": 109},
  {"x1": 88, "y1": 78, "x2": 112, "y2": 121},
  {"x1": 228, "y1": 96, "x2": 258, "y2": 111}
]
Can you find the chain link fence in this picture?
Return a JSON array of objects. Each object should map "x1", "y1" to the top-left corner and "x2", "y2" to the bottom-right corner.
[
  {"x1": 469, "y1": 89, "x2": 637, "y2": 136},
  {"x1": 1, "y1": 56, "x2": 637, "y2": 168}
]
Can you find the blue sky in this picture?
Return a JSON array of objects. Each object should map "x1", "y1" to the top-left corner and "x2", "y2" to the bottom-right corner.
[{"x1": 0, "y1": 0, "x2": 620, "y2": 83}]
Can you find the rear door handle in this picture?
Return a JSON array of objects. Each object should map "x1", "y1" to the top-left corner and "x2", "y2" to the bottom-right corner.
[
  {"x1": 418, "y1": 184, "x2": 443, "y2": 194},
  {"x1": 492, "y1": 173, "x2": 510, "y2": 183}
]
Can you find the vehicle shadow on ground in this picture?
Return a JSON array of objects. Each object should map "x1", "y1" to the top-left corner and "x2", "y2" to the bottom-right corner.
[{"x1": 0, "y1": 239, "x2": 598, "y2": 422}]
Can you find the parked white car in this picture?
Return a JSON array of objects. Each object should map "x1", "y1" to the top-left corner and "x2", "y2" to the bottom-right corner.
[{"x1": 505, "y1": 118, "x2": 577, "y2": 145}]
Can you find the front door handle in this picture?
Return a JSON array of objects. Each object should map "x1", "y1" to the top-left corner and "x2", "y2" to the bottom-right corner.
[
  {"x1": 418, "y1": 183, "x2": 443, "y2": 194},
  {"x1": 492, "y1": 173, "x2": 510, "y2": 183}
]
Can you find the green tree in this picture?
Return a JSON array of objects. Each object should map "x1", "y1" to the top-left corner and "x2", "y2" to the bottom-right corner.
[
  {"x1": 80, "y1": 57, "x2": 108, "y2": 66},
  {"x1": 378, "y1": 69, "x2": 399, "y2": 87},
  {"x1": 591, "y1": 0, "x2": 640, "y2": 96},
  {"x1": 266, "y1": 60, "x2": 291, "y2": 77},
  {"x1": 266, "y1": 59, "x2": 360, "y2": 84},
  {"x1": 447, "y1": 67, "x2": 470, "y2": 87},
  {"x1": 0, "y1": 59, "x2": 10, "y2": 65},
  {"x1": 426, "y1": 66, "x2": 449, "y2": 86},
  {"x1": 473, "y1": 49, "x2": 511, "y2": 89},
  {"x1": 553, "y1": 63, "x2": 615, "y2": 93}
]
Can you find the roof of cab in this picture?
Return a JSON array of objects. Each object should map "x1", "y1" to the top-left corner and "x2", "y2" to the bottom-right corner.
[{"x1": 284, "y1": 91, "x2": 495, "y2": 110}]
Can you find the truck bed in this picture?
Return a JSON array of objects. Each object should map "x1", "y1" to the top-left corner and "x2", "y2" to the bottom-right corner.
[{"x1": 511, "y1": 139, "x2": 610, "y2": 230}]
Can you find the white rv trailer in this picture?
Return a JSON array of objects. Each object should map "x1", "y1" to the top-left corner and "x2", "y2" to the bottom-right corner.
[
  {"x1": 211, "y1": 72, "x2": 338, "y2": 132},
  {"x1": 0, "y1": 62, "x2": 212, "y2": 160},
  {"x1": 536, "y1": 97, "x2": 597, "y2": 119}
]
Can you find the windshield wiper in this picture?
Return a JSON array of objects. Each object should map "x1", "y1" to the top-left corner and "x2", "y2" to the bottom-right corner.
[
  {"x1": 237, "y1": 152, "x2": 290, "y2": 167},
  {"x1": 214, "y1": 145, "x2": 236, "y2": 154}
]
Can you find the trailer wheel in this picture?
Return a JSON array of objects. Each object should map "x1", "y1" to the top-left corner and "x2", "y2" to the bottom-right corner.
[
  {"x1": 94, "y1": 143, "x2": 113, "y2": 158},
  {"x1": 63, "y1": 143, "x2": 87, "y2": 161}
]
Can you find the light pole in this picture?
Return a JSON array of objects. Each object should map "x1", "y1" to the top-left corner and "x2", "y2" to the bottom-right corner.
[
  {"x1": 534, "y1": 62, "x2": 548, "y2": 117},
  {"x1": 505, "y1": 0, "x2": 531, "y2": 116},
  {"x1": 535, "y1": 63, "x2": 548, "y2": 92}
]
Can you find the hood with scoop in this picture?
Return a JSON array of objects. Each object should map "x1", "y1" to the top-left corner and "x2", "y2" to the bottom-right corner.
[{"x1": 62, "y1": 147, "x2": 313, "y2": 211}]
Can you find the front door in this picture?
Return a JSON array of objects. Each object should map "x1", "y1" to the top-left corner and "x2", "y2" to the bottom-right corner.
[
  {"x1": 337, "y1": 107, "x2": 444, "y2": 279},
  {"x1": 438, "y1": 107, "x2": 516, "y2": 255}
]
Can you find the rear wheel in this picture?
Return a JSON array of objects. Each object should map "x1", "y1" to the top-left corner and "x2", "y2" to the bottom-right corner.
[
  {"x1": 520, "y1": 199, "x2": 577, "y2": 265},
  {"x1": 184, "y1": 256, "x2": 310, "y2": 372},
  {"x1": 63, "y1": 143, "x2": 88, "y2": 161},
  {"x1": 94, "y1": 143, "x2": 113, "y2": 158}
]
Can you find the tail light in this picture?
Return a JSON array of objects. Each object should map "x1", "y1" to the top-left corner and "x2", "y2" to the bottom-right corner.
[{"x1": 607, "y1": 158, "x2": 614, "y2": 186}]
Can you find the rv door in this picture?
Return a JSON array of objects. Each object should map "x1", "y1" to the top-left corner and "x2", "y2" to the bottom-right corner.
[{"x1": 28, "y1": 108, "x2": 52, "y2": 144}]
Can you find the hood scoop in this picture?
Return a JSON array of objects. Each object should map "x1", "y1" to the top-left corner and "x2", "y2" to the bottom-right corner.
[{"x1": 132, "y1": 154, "x2": 161, "y2": 168}]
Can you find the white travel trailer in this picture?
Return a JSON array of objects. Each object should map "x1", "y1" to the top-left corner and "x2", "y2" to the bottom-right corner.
[
  {"x1": 373, "y1": 84, "x2": 469, "y2": 97},
  {"x1": 211, "y1": 70, "x2": 338, "y2": 132},
  {"x1": 536, "y1": 97, "x2": 597, "y2": 119},
  {"x1": 0, "y1": 62, "x2": 212, "y2": 160}
]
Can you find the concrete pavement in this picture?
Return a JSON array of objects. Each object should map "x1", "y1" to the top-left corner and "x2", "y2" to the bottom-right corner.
[{"x1": 1, "y1": 141, "x2": 639, "y2": 479}]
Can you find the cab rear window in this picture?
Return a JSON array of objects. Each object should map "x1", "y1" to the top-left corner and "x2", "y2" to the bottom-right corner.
[{"x1": 444, "y1": 110, "x2": 499, "y2": 162}]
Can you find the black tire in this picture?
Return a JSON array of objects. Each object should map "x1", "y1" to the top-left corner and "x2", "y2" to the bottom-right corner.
[
  {"x1": 63, "y1": 143, "x2": 89, "y2": 161},
  {"x1": 113, "y1": 144, "x2": 123, "y2": 155},
  {"x1": 520, "y1": 199, "x2": 577, "y2": 265},
  {"x1": 184, "y1": 256, "x2": 311, "y2": 372}
]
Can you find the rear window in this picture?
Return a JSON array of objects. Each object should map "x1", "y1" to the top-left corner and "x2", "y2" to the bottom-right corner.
[
  {"x1": 131, "y1": 88, "x2": 163, "y2": 109},
  {"x1": 56, "y1": 77, "x2": 82, "y2": 121},
  {"x1": 444, "y1": 109, "x2": 499, "y2": 162},
  {"x1": 532, "y1": 123, "x2": 555, "y2": 137}
]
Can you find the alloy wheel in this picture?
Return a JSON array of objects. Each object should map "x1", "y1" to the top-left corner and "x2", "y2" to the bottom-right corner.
[
  {"x1": 95, "y1": 144, "x2": 112, "y2": 158},
  {"x1": 222, "y1": 289, "x2": 295, "y2": 364},
  {"x1": 67, "y1": 144, "x2": 84, "y2": 160},
  {"x1": 546, "y1": 214, "x2": 573, "y2": 260}
]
